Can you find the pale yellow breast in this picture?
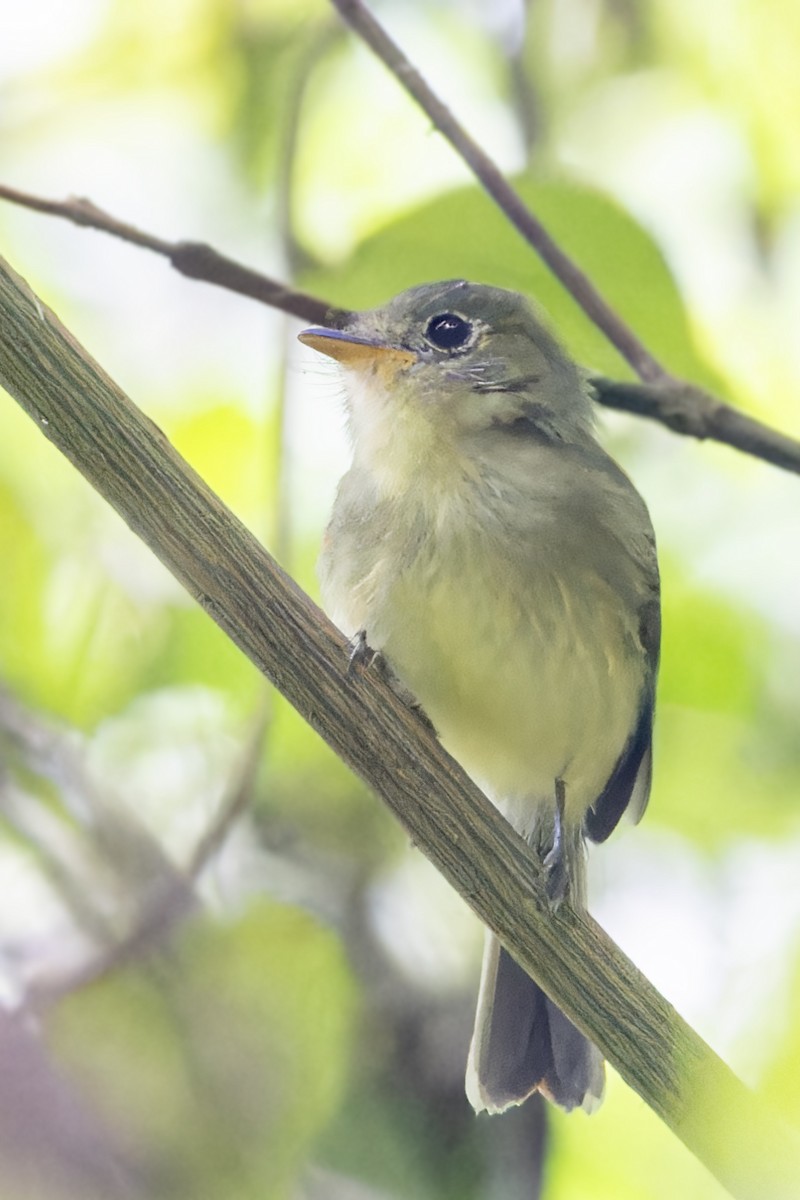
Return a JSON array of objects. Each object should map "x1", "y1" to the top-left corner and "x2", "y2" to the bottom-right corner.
[{"x1": 328, "y1": 522, "x2": 643, "y2": 835}]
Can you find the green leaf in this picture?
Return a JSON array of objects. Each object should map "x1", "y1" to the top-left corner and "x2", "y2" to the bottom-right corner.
[
  {"x1": 651, "y1": 576, "x2": 799, "y2": 843},
  {"x1": 651, "y1": 703, "x2": 799, "y2": 844},
  {"x1": 659, "y1": 575, "x2": 767, "y2": 715},
  {"x1": 302, "y1": 175, "x2": 725, "y2": 391},
  {"x1": 142, "y1": 599, "x2": 260, "y2": 702},
  {"x1": 761, "y1": 948, "x2": 800, "y2": 1126},
  {"x1": 167, "y1": 403, "x2": 268, "y2": 525}
]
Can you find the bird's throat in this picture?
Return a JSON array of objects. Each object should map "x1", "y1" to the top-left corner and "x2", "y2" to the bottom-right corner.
[{"x1": 345, "y1": 368, "x2": 476, "y2": 504}]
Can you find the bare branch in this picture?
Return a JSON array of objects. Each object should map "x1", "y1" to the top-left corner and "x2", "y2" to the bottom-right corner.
[
  {"x1": 2, "y1": 254, "x2": 799, "y2": 1200},
  {"x1": 327, "y1": 0, "x2": 666, "y2": 383},
  {"x1": 0, "y1": 182, "x2": 335, "y2": 326},
  {"x1": 2, "y1": 180, "x2": 800, "y2": 477},
  {"x1": 591, "y1": 376, "x2": 800, "y2": 476},
  {"x1": 325, "y1": 0, "x2": 800, "y2": 477}
]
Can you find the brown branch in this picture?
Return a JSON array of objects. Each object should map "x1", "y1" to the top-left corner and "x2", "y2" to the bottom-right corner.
[
  {"x1": 2, "y1": 180, "x2": 800, "y2": 477},
  {"x1": 2, "y1": 254, "x2": 800, "y2": 1200},
  {"x1": 591, "y1": 376, "x2": 800, "y2": 476},
  {"x1": 328, "y1": 0, "x2": 667, "y2": 383},
  {"x1": 0, "y1": 182, "x2": 336, "y2": 326}
]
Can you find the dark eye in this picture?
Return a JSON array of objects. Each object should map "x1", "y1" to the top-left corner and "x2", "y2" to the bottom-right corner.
[{"x1": 424, "y1": 312, "x2": 473, "y2": 351}]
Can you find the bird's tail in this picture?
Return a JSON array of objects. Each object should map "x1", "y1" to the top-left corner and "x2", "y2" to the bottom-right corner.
[{"x1": 465, "y1": 931, "x2": 605, "y2": 1114}]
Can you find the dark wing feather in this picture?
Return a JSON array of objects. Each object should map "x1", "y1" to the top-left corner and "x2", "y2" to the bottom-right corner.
[{"x1": 584, "y1": 594, "x2": 660, "y2": 844}]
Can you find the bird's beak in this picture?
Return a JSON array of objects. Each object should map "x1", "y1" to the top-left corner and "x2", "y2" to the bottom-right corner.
[{"x1": 298, "y1": 326, "x2": 417, "y2": 373}]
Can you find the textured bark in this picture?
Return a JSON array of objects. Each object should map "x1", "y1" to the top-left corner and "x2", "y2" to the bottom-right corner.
[{"x1": 1, "y1": 253, "x2": 799, "y2": 1200}]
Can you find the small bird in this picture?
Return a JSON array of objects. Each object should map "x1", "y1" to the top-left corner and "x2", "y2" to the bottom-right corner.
[{"x1": 299, "y1": 280, "x2": 660, "y2": 1115}]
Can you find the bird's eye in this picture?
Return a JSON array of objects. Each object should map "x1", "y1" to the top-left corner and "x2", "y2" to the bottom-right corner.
[{"x1": 424, "y1": 312, "x2": 474, "y2": 351}]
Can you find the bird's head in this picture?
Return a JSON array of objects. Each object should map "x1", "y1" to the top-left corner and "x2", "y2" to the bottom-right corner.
[{"x1": 299, "y1": 280, "x2": 594, "y2": 497}]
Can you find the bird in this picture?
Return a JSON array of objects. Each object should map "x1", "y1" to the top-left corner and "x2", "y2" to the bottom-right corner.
[{"x1": 298, "y1": 279, "x2": 660, "y2": 1115}]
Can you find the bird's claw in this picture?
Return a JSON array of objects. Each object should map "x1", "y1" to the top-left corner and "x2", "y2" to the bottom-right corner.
[
  {"x1": 543, "y1": 777, "x2": 569, "y2": 911},
  {"x1": 347, "y1": 629, "x2": 377, "y2": 677},
  {"x1": 346, "y1": 630, "x2": 436, "y2": 733},
  {"x1": 543, "y1": 845, "x2": 569, "y2": 911}
]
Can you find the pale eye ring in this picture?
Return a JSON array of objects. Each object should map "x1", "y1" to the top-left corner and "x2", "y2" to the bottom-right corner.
[{"x1": 424, "y1": 312, "x2": 474, "y2": 351}]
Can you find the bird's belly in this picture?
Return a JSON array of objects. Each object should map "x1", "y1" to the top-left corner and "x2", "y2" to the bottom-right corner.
[{"x1": 366, "y1": 560, "x2": 642, "y2": 832}]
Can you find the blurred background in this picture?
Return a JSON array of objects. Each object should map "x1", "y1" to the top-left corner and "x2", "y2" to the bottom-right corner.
[{"x1": 1, "y1": 1, "x2": 799, "y2": 1197}]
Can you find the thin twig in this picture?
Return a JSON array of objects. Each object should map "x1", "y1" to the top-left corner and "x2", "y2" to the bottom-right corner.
[
  {"x1": 2, "y1": 180, "x2": 800, "y2": 476},
  {"x1": 328, "y1": 0, "x2": 667, "y2": 383},
  {"x1": 0, "y1": 182, "x2": 335, "y2": 326},
  {"x1": 45, "y1": 703, "x2": 270, "y2": 1003},
  {"x1": 325, "y1": 0, "x2": 800, "y2": 473}
]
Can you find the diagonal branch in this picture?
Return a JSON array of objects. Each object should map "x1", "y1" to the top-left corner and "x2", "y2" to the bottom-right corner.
[
  {"x1": 1, "y1": 255, "x2": 799, "y2": 1200},
  {"x1": 2, "y1": 180, "x2": 800, "y2": 477},
  {"x1": 328, "y1": 0, "x2": 666, "y2": 383},
  {"x1": 327, "y1": 0, "x2": 800, "y2": 477}
]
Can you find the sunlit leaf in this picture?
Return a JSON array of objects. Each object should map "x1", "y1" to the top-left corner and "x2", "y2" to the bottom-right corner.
[
  {"x1": 302, "y1": 176, "x2": 727, "y2": 391},
  {"x1": 654, "y1": 0, "x2": 800, "y2": 208},
  {"x1": 659, "y1": 576, "x2": 768, "y2": 715},
  {"x1": 651, "y1": 703, "x2": 798, "y2": 844},
  {"x1": 167, "y1": 403, "x2": 268, "y2": 524},
  {"x1": 141, "y1": 604, "x2": 259, "y2": 702}
]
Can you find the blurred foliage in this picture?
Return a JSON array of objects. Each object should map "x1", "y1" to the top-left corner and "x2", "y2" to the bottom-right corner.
[
  {"x1": 762, "y1": 946, "x2": 800, "y2": 1127},
  {"x1": 52, "y1": 903, "x2": 357, "y2": 1199},
  {"x1": 1, "y1": 1, "x2": 800, "y2": 1198},
  {"x1": 652, "y1": 0, "x2": 800, "y2": 213},
  {"x1": 548, "y1": 1075, "x2": 731, "y2": 1200}
]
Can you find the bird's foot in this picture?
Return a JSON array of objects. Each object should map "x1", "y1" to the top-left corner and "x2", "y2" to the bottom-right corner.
[
  {"x1": 346, "y1": 629, "x2": 376, "y2": 676},
  {"x1": 346, "y1": 630, "x2": 436, "y2": 733},
  {"x1": 543, "y1": 778, "x2": 569, "y2": 911},
  {"x1": 543, "y1": 844, "x2": 569, "y2": 911}
]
